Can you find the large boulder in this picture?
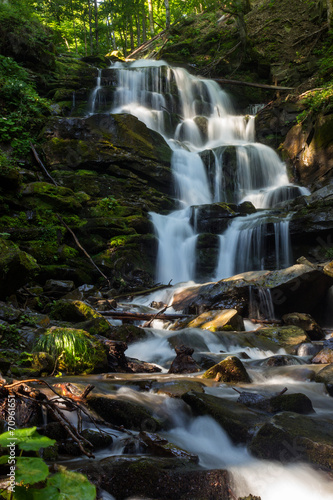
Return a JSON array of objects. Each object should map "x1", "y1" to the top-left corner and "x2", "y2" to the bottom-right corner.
[
  {"x1": 76, "y1": 456, "x2": 230, "y2": 500},
  {"x1": 0, "y1": 239, "x2": 39, "y2": 299},
  {"x1": 254, "y1": 325, "x2": 310, "y2": 354},
  {"x1": 171, "y1": 260, "x2": 333, "y2": 318},
  {"x1": 282, "y1": 312, "x2": 325, "y2": 341},
  {"x1": 249, "y1": 412, "x2": 333, "y2": 469},
  {"x1": 185, "y1": 309, "x2": 245, "y2": 332}
]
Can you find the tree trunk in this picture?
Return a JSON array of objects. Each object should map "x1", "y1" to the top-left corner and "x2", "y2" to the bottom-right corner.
[
  {"x1": 164, "y1": 0, "x2": 170, "y2": 28},
  {"x1": 70, "y1": 0, "x2": 78, "y2": 54},
  {"x1": 142, "y1": 3, "x2": 147, "y2": 43},
  {"x1": 147, "y1": 0, "x2": 154, "y2": 35},
  {"x1": 242, "y1": 0, "x2": 251, "y2": 14},
  {"x1": 328, "y1": 0, "x2": 333, "y2": 28},
  {"x1": 94, "y1": 0, "x2": 99, "y2": 53},
  {"x1": 88, "y1": 0, "x2": 93, "y2": 54}
]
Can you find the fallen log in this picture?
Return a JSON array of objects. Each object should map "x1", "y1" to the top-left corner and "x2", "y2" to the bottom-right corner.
[
  {"x1": 213, "y1": 78, "x2": 294, "y2": 91},
  {"x1": 100, "y1": 310, "x2": 190, "y2": 321},
  {"x1": 112, "y1": 280, "x2": 173, "y2": 299}
]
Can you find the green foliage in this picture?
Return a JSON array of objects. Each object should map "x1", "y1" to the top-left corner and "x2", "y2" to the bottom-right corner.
[
  {"x1": 0, "y1": 56, "x2": 51, "y2": 158},
  {"x1": 34, "y1": 327, "x2": 103, "y2": 374},
  {"x1": 297, "y1": 83, "x2": 333, "y2": 123},
  {"x1": 0, "y1": 427, "x2": 96, "y2": 499},
  {"x1": 91, "y1": 195, "x2": 120, "y2": 216}
]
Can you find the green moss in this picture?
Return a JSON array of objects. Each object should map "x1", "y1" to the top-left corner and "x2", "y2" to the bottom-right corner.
[{"x1": 202, "y1": 356, "x2": 251, "y2": 383}]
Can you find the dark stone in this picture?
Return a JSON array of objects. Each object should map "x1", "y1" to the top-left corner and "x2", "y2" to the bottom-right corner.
[{"x1": 168, "y1": 345, "x2": 200, "y2": 374}]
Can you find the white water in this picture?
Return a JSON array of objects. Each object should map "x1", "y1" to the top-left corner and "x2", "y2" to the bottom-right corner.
[
  {"x1": 88, "y1": 68, "x2": 102, "y2": 115},
  {"x1": 110, "y1": 60, "x2": 309, "y2": 284}
]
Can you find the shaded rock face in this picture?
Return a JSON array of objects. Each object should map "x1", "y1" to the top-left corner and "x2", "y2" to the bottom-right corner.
[{"x1": 282, "y1": 312, "x2": 325, "y2": 340}]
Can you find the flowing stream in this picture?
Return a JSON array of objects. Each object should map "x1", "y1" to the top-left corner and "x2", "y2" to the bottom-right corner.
[{"x1": 81, "y1": 61, "x2": 333, "y2": 499}]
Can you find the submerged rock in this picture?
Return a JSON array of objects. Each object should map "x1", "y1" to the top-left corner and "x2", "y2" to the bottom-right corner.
[
  {"x1": 202, "y1": 356, "x2": 251, "y2": 383},
  {"x1": 182, "y1": 392, "x2": 265, "y2": 443}
]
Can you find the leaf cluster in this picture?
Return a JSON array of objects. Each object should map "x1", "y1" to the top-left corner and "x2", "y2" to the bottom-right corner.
[{"x1": 0, "y1": 427, "x2": 96, "y2": 499}]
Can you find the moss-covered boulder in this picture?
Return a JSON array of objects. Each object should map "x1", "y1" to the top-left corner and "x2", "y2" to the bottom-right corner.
[
  {"x1": 182, "y1": 392, "x2": 265, "y2": 444},
  {"x1": 314, "y1": 364, "x2": 333, "y2": 396},
  {"x1": 202, "y1": 356, "x2": 251, "y2": 383},
  {"x1": 87, "y1": 396, "x2": 160, "y2": 431},
  {"x1": 249, "y1": 412, "x2": 333, "y2": 469},
  {"x1": 49, "y1": 300, "x2": 111, "y2": 335},
  {"x1": 34, "y1": 326, "x2": 107, "y2": 374},
  {"x1": 282, "y1": 312, "x2": 325, "y2": 341},
  {"x1": 186, "y1": 309, "x2": 245, "y2": 332},
  {"x1": 22, "y1": 182, "x2": 82, "y2": 212},
  {"x1": 0, "y1": 239, "x2": 39, "y2": 299},
  {"x1": 32, "y1": 351, "x2": 55, "y2": 373},
  {"x1": 107, "y1": 324, "x2": 147, "y2": 344},
  {"x1": 255, "y1": 325, "x2": 309, "y2": 354},
  {"x1": 268, "y1": 393, "x2": 314, "y2": 414}
]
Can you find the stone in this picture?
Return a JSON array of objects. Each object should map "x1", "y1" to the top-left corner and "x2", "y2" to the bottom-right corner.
[
  {"x1": 76, "y1": 456, "x2": 230, "y2": 500},
  {"x1": 44, "y1": 279, "x2": 76, "y2": 296},
  {"x1": 86, "y1": 396, "x2": 160, "y2": 431},
  {"x1": 168, "y1": 345, "x2": 200, "y2": 374},
  {"x1": 312, "y1": 348, "x2": 333, "y2": 364},
  {"x1": 139, "y1": 431, "x2": 199, "y2": 462},
  {"x1": 182, "y1": 392, "x2": 265, "y2": 444},
  {"x1": 282, "y1": 312, "x2": 325, "y2": 340},
  {"x1": 254, "y1": 325, "x2": 309, "y2": 354},
  {"x1": 296, "y1": 342, "x2": 322, "y2": 357},
  {"x1": 249, "y1": 412, "x2": 333, "y2": 469},
  {"x1": 32, "y1": 352, "x2": 55, "y2": 373},
  {"x1": 186, "y1": 309, "x2": 245, "y2": 332},
  {"x1": 202, "y1": 356, "x2": 251, "y2": 383}
]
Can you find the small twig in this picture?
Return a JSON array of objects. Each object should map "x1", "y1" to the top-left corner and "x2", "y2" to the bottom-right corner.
[
  {"x1": 292, "y1": 23, "x2": 328, "y2": 46},
  {"x1": 56, "y1": 214, "x2": 111, "y2": 286}
]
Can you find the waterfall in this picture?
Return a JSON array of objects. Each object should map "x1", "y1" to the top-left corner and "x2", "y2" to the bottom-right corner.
[
  {"x1": 88, "y1": 68, "x2": 102, "y2": 115},
  {"x1": 106, "y1": 60, "x2": 309, "y2": 283}
]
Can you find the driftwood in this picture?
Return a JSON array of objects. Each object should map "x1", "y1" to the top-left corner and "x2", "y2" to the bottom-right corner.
[
  {"x1": 213, "y1": 78, "x2": 294, "y2": 91},
  {"x1": 245, "y1": 318, "x2": 282, "y2": 324},
  {"x1": 100, "y1": 310, "x2": 190, "y2": 321}
]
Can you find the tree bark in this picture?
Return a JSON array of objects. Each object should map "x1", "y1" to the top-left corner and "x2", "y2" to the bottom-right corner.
[
  {"x1": 88, "y1": 0, "x2": 93, "y2": 54},
  {"x1": 164, "y1": 0, "x2": 170, "y2": 28},
  {"x1": 147, "y1": 0, "x2": 154, "y2": 35},
  {"x1": 94, "y1": 0, "x2": 99, "y2": 52},
  {"x1": 328, "y1": 0, "x2": 333, "y2": 28}
]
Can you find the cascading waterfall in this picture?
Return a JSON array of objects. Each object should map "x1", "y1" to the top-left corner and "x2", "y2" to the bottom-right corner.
[{"x1": 107, "y1": 59, "x2": 309, "y2": 284}]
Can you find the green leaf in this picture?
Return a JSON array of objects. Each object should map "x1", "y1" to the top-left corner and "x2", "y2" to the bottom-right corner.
[
  {"x1": 0, "y1": 455, "x2": 9, "y2": 465},
  {"x1": 31, "y1": 485, "x2": 60, "y2": 500},
  {"x1": 47, "y1": 469, "x2": 96, "y2": 500},
  {"x1": 0, "y1": 428, "x2": 56, "y2": 452},
  {"x1": 16, "y1": 457, "x2": 49, "y2": 485}
]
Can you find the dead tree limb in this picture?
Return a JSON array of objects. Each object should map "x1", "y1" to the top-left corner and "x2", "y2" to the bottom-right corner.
[
  {"x1": 99, "y1": 310, "x2": 190, "y2": 321},
  {"x1": 112, "y1": 280, "x2": 173, "y2": 299},
  {"x1": 213, "y1": 78, "x2": 294, "y2": 91},
  {"x1": 56, "y1": 214, "x2": 111, "y2": 286},
  {"x1": 30, "y1": 143, "x2": 58, "y2": 186}
]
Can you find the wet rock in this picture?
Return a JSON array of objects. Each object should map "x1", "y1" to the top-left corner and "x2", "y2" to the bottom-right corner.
[
  {"x1": 171, "y1": 261, "x2": 333, "y2": 318},
  {"x1": 108, "y1": 324, "x2": 147, "y2": 344},
  {"x1": 282, "y1": 312, "x2": 325, "y2": 341},
  {"x1": 186, "y1": 309, "x2": 245, "y2": 332},
  {"x1": 258, "y1": 355, "x2": 304, "y2": 367},
  {"x1": 202, "y1": 356, "x2": 251, "y2": 383},
  {"x1": 314, "y1": 364, "x2": 333, "y2": 395},
  {"x1": 86, "y1": 396, "x2": 160, "y2": 431},
  {"x1": 268, "y1": 393, "x2": 315, "y2": 414},
  {"x1": 76, "y1": 456, "x2": 230, "y2": 500},
  {"x1": 182, "y1": 392, "x2": 265, "y2": 443},
  {"x1": 0, "y1": 301, "x2": 21, "y2": 322},
  {"x1": 312, "y1": 348, "x2": 333, "y2": 364},
  {"x1": 168, "y1": 345, "x2": 200, "y2": 374},
  {"x1": 127, "y1": 357, "x2": 162, "y2": 374},
  {"x1": 139, "y1": 431, "x2": 199, "y2": 462},
  {"x1": 297, "y1": 342, "x2": 322, "y2": 357},
  {"x1": 254, "y1": 325, "x2": 309, "y2": 354},
  {"x1": 249, "y1": 412, "x2": 333, "y2": 469},
  {"x1": 49, "y1": 299, "x2": 111, "y2": 336},
  {"x1": 104, "y1": 340, "x2": 129, "y2": 372},
  {"x1": 152, "y1": 380, "x2": 205, "y2": 397}
]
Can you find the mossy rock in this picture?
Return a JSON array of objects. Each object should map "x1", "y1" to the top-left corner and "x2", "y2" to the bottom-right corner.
[
  {"x1": 22, "y1": 182, "x2": 82, "y2": 212},
  {"x1": 249, "y1": 412, "x2": 333, "y2": 469},
  {"x1": 202, "y1": 356, "x2": 251, "y2": 384},
  {"x1": 255, "y1": 326, "x2": 310, "y2": 354},
  {"x1": 0, "y1": 239, "x2": 39, "y2": 299},
  {"x1": 32, "y1": 351, "x2": 55, "y2": 373},
  {"x1": 34, "y1": 326, "x2": 107, "y2": 374},
  {"x1": 76, "y1": 317, "x2": 112, "y2": 337},
  {"x1": 187, "y1": 309, "x2": 245, "y2": 332},
  {"x1": 182, "y1": 392, "x2": 266, "y2": 444},
  {"x1": 107, "y1": 324, "x2": 147, "y2": 344},
  {"x1": 49, "y1": 299, "x2": 107, "y2": 324},
  {"x1": 269, "y1": 393, "x2": 314, "y2": 414},
  {"x1": 152, "y1": 380, "x2": 205, "y2": 398},
  {"x1": 87, "y1": 396, "x2": 160, "y2": 431}
]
